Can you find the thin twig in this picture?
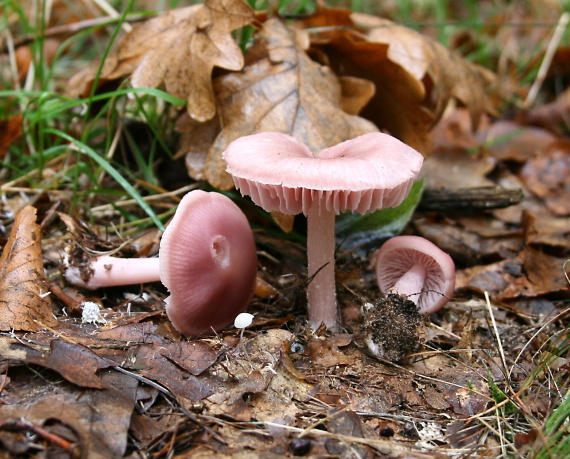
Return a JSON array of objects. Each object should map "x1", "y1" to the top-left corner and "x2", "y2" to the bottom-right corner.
[
  {"x1": 90, "y1": 183, "x2": 198, "y2": 214},
  {"x1": 91, "y1": 0, "x2": 133, "y2": 33},
  {"x1": 113, "y1": 366, "x2": 171, "y2": 395},
  {"x1": 33, "y1": 320, "x2": 79, "y2": 344},
  {"x1": 484, "y1": 291, "x2": 509, "y2": 377},
  {"x1": 297, "y1": 406, "x2": 350, "y2": 438},
  {"x1": 524, "y1": 12, "x2": 570, "y2": 108},
  {"x1": 0, "y1": 419, "x2": 75, "y2": 451}
]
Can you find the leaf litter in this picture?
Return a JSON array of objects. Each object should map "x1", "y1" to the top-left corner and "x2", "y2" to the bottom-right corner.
[{"x1": 1, "y1": 1, "x2": 569, "y2": 458}]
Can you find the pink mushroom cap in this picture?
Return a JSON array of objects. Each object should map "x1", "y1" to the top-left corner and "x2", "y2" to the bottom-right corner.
[
  {"x1": 222, "y1": 132, "x2": 423, "y2": 216},
  {"x1": 375, "y1": 235, "x2": 455, "y2": 314},
  {"x1": 159, "y1": 190, "x2": 257, "y2": 336},
  {"x1": 223, "y1": 132, "x2": 423, "y2": 331}
]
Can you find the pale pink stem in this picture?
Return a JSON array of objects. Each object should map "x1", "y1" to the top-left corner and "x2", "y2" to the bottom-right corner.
[
  {"x1": 391, "y1": 263, "x2": 427, "y2": 304},
  {"x1": 306, "y1": 203, "x2": 339, "y2": 332},
  {"x1": 67, "y1": 255, "x2": 161, "y2": 289}
]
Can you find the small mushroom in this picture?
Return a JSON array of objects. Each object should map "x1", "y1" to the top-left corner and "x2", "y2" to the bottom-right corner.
[
  {"x1": 65, "y1": 190, "x2": 258, "y2": 336},
  {"x1": 223, "y1": 132, "x2": 423, "y2": 331},
  {"x1": 374, "y1": 235, "x2": 455, "y2": 314}
]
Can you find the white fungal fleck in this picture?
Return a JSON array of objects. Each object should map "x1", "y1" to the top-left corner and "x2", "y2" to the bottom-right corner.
[{"x1": 81, "y1": 301, "x2": 107, "y2": 325}]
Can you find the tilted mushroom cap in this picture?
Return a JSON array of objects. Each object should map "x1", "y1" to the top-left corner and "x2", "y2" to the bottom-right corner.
[
  {"x1": 223, "y1": 132, "x2": 423, "y2": 215},
  {"x1": 159, "y1": 190, "x2": 257, "y2": 336},
  {"x1": 375, "y1": 235, "x2": 455, "y2": 314}
]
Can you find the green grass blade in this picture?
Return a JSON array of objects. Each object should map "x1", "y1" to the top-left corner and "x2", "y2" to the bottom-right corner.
[{"x1": 44, "y1": 128, "x2": 165, "y2": 231}]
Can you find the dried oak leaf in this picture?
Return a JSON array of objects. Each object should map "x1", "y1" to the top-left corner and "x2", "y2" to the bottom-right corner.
[
  {"x1": 175, "y1": 75, "x2": 375, "y2": 184},
  {"x1": 0, "y1": 206, "x2": 57, "y2": 331},
  {"x1": 297, "y1": 7, "x2": 497, "y2": 154},
  {"x1": 182, "y1": 17, "x2": 377, "y2": 189},
  {"x1": 68, "y1": 0, "x2": 253, "y2": 122}
]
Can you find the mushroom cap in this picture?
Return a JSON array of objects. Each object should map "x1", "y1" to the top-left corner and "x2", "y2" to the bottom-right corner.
[
  {"x1": 375, "y1": 235, "x2": 455, "y2": 314},
  {"x1": 159, "y1": 190, "x2": 257, "y2": 336},
  {"x1": 223, "y1": 132, "x2": 423, "y2": 215}
]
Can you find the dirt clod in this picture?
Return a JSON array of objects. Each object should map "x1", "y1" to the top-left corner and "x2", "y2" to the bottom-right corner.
[{"x1": 362, "y1": 293, "x2": 426, "y2": 362}]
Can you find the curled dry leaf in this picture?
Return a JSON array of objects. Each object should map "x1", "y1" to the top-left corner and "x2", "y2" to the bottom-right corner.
[
  {"x1": 338, "y1": 75, "x2": 376, "y2": 115},
  {"x1": 179, "y1": 17, "x2": 378, "y2": 189},
  {"x1": 0, "y1": 206, "x2": 57, "y2": 331},
  {"x1": 298, "y1": 7, "x2": 497, "y2": 154},
  {"x1": 68, "y1": 0, "x2": 253, "y2": 122}
]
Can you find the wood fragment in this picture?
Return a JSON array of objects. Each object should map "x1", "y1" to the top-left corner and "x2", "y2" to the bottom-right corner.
[{"x1": 420, "y1": 186, "x2": 523, "y2": 211}]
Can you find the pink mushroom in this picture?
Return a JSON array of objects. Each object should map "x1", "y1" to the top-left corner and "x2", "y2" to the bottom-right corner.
[
  {"x1": 65, "y1": 190, "x2": 258, "y2": 336},
  {"x1": 223, "y1": 132, "x2": 423, "y2": 332},
  {"x1": 375, "y1": 235, "x2": 455, "y2": 314}
]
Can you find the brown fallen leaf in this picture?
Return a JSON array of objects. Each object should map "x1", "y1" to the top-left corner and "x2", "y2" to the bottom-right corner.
[
  {"x1": 0, "y1": 369, "x2": 138, "y2": 458},
  {"x1": 68, "y1": 0, "x2": 253, "y2": 122},
  {"x1": 482, "y1": 120, "x2": 556, "y2": 162},
  {"x1": 325, "y1": 409, "x2": 369, "y2": 457},
  {"x1": 338, "y1": 75, "x2": 376, "y2": 115},
  {"x1": 0, "y1": 115, "x2": 22, "y2": 159},
  {"x1": 455, "y1": 245, "x2": 570, "y2": 300},
  {"x1": 175, "y1": 113, "x2": 220, "y2": 181},
  {"x1": 298, "y1": 7, "x2": 496, "y2": 154},
  {"x1": 158, "y1": 341, "x2": 218, "y2": 376},
  {"x1": 0, "y1": 206, "x2": 57, "y2": 331},
  {"x1": 132, "y1": 344, "x2": 214, "y2": 401},
  {"x1": 520, "y1": 140, "x2": 570, "y2": 216},
  {"x1": 521, "y1": 81, "x2": 570, "y2": 135},
  {"x1": 15, "y1": 39, "x2": 60, "y2": 82},
  {"x1": 307, "y1": 335, "x2": 352, "y2": 368},
  {"x1": 183, "y1": 17, "x2": 377, "y2": 189},
  {"x1": 0, "y1": 337, "x2": 113, "y2": 389}
]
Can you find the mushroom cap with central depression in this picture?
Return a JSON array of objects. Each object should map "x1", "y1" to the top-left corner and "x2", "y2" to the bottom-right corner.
[
  {"x1": 223, "y1": 132, "x2": 424, "y2": 215},
  {"x1": 159, "y1": 190, "x2": 257, "y2": 336}
]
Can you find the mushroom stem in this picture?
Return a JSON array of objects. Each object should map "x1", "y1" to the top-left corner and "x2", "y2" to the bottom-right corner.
[
  {"x1": 306, "y1": 203, "x2": 339, "y2": 332},
  {"x1": 391, "y1": 263, "x2": 427, "y2": 304},
  {"x1": 66, "y1": 255, "x2": 161, "y2": 290}
]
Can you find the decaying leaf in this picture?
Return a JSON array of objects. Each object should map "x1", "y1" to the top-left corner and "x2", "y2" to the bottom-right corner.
[
  {"x1": 298, "y1": 7, "x2": 496, "y2": 153},
  {"x1": 0, "y1": 369, "x2": 138, "y2": 458},
  {"x1": 182, "y1": 17, "x2": 378, "y2": 189},
  {"x1": 132, "y1": 344, "x2": 214, "y2": 401},
  {"x1": 307, "y1": 334, "x2": 353, "y2": 367},
  {"x1": 522, "y1": 85, "x2": 570, "y2": 135},
  {"x1": 520, "y1": 140, "x2": 570, "y2": 216},
  {"x1": 0, "y1": 206, "x2": 57, "y2": 332},
  {"x1": 175, "y1": 113, "x2": 220, "y2": 181},
  {"x1": 456, "y1": 245, "x2": 570, "y2": 300},
  {"x1": 158, "y1": 341, "x2": 218, "y2": 376},
  {"x1": 68, "y1": 0, "x2": 253, "y2": 122},
  {"x1": 0, "y1": 115, "x2": 22, "y2": 159},
  {"x1": 0, "y1": 337, "x2": 113, "y2": 389}
]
